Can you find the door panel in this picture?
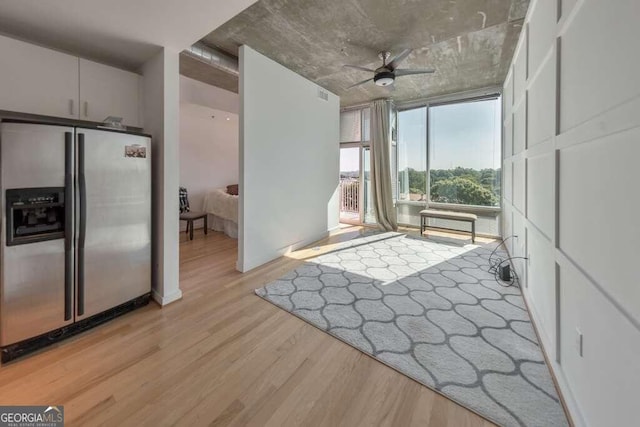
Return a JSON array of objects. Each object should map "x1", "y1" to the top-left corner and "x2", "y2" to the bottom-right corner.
[
  {"x1": 76, "y1": 129, "x2": 151, "y2": 319},
  {"x1": 1, "y1": 123, "x2": 74, "y2": 345},
  {"x1": 0, "y1": 35, "x2": 79, "y2": 119},
  {"x1": 79, "y1": 59, "x2": 141, "y2": 127},
  {"x1": 2, "y1": 242, "x2": 68, "y2": 345}
]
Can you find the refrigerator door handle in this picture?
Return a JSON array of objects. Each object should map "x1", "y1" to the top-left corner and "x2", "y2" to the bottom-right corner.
[
  {"x1": 64, "y1": 131, "x2": 73, "y2": 321},
  {"x1": 77, "y1": 133, "x2": 86, "y2": 316}
]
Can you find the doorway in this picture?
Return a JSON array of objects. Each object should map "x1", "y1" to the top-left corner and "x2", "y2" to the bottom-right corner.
[
  {"x1": 339, "y1": 146, "x2": 359, "y2": 224},
  {"x1": 339, "y1": 145, "x2": 375, "y2": 225}
]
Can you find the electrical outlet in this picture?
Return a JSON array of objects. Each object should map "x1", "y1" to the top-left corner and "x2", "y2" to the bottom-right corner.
[{"x1": 575, "y1": 328, "x2": 583, "y2": 357}]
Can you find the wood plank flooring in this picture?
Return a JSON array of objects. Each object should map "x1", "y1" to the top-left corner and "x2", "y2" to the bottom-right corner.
[{"x1": 0, "y1": 226, "x2": 495, "y2": 426}]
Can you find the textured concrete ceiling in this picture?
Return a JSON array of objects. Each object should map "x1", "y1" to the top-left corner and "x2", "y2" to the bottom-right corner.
[
  {"x1": 180, "y1": 54, "x2": 239, "y2": 93},
  {"x1": 201, "y1": 0, "x2": 528, "y2": 106}
]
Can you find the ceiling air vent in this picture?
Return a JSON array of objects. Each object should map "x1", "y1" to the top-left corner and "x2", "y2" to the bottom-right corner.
[
  {"x1": 183, "y1": 42, "x2": 239, "y2": 76},
  {"x1": 317, "y1": 88, "x2": 329, "y2": 101}
]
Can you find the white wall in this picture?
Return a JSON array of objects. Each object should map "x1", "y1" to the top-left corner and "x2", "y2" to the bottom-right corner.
[
  {"x1": 179, "y1": 104, "x2": 239, "y2": 219},
  {"x1": 180, "y1": 76, "x2": 239, "y2": 114},
  {"x1": 238, "y1": 45, "x2": 340, "y2": 272},
  {"x1": 503, "y1": 1, "x2": 640, "y2": 425},
  {"x1": 142, "y1": 48, "x2": 182, "y2": 306}
]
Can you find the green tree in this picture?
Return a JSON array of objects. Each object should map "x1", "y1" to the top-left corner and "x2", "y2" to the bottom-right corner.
[
  {"x1": 431, "y1": 177, "x2": 498, "y2": 206},
  {"x1": 408, "y1": 168, "x2": 426, "y2": 193},
  {"x1": 399, "y1": 168, "x2": 427, "y2": 195}
]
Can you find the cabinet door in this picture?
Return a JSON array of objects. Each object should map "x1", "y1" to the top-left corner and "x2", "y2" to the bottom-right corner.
[
  {"x1": 79, "y1": 59, "x2": 141, "y2": 127},
  {"x1": 0, "y1": 35, "x2": 79, "y2": 118}
]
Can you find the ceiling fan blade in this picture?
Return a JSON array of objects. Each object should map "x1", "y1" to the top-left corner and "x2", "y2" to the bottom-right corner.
[
  {"x1": 388, "y1": 48, "x2": 413, "y2": 70},
  {"x1": 395, "y1": 69, "x2": 436, "y2": 77},
  {"x1": 343, "y1": 64, "x2": 375, "y2": 73},
  {"x1": 347, "y1": 78, "x2": 373, "y2": 89}
]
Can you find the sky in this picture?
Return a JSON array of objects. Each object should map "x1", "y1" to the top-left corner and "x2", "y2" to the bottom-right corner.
[
  {"x1": 400, "y1": 98, "x2": 502, "y2": 171},
  {"x1": 340, "y1": 146, "x2": 360, "y2": 174},
  {"x1": 340, "y1": 98, "x2": 502, "y2": 174}
]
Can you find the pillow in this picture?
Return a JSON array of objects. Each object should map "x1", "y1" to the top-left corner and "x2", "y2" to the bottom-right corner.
[{"x1": 226, "y1": 184, "x2": 239, "y2": 196}]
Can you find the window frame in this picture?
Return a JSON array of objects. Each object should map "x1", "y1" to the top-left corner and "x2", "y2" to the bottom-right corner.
[
  {"x1": 396, "y1": 106, "x2": 428, "y2": 204},
  {"x1": 340, "y1": 106, "x2": 371, "y2": 146},
  {"x1": 395, "y1": 89, "x2": 503, "y2": 214}
]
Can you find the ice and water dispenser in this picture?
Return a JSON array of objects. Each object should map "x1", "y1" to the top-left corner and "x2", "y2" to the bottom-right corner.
[{"x1": 5, "y1": 187, "x2": 66, "y2": 246}]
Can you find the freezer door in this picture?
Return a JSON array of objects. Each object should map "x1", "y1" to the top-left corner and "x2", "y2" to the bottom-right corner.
[
  {"x1": 76, "y1": 129, "x2": 151, "y2": 320},
  {"x1": 1, "y1": 123, "x2": 75, "y2": 346}
]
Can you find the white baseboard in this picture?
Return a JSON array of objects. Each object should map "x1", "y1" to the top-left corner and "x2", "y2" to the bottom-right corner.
[
  {"x1": 504, "y1": 246, "x2": 585, "y2": 427},
  {"x1": 239, "y1": 230, "x2": 330, "y2": 273},
  {"x1": 521, "y1": 287, "x2": 585, "y2": 427},
  {"x1": 289, "y1": 230, "x2": 330, "y2": 252},
  {"x1": 152, "y1": 288, "x2": 183, "y2": 306}
]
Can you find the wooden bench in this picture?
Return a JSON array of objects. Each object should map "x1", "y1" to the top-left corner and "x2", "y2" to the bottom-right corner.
[{"x1": 419, "y1": 209, "x2": 478, "y2": 243}]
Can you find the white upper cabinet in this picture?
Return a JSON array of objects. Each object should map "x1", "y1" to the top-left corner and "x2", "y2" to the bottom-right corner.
[
  {"x1": 0, "y1": 35, "x2": 79, "y2": 119},
  {"x1": 79, "y1": 59, "x2": 141, "y2": 127},
  {"x1": 0, "y1": 34, "x2": 142, "y2": 127}
]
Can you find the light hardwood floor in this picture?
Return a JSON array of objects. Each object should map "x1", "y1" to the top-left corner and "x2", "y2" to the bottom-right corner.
[{"x1": 0, "y1": 226, "x2": 494, "y2": 426}]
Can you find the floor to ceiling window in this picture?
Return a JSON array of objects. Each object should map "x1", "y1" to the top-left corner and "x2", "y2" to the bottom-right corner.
[
  {"x1": 429, "y1": 99, "x2": 501, "y2": 207},
  {"x1": 395, "y1": 94, "x2": 502, "y2": 236},
  {"x1": 397, "y1": 107, "x2": 427, "y2": 202}
]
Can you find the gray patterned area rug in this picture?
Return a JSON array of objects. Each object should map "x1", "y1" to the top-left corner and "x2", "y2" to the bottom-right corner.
[{"x1": 255, "y1": 232, "x2": 568, "y2": 427}]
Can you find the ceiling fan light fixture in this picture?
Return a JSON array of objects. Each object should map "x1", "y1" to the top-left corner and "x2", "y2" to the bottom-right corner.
[
  {"x1": 344, "y1": 49, "x2": 434, "y2": 90},
  {"x1": 374, "y1": 71, "x2": 395, "y2": 86}
]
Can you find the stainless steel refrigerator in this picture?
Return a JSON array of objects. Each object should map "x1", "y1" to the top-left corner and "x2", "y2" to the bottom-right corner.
[{"x1": 0, "y1": 120, "x2": 151, "y2": 361}]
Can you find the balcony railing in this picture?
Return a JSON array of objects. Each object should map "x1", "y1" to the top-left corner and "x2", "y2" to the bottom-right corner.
[{"x1": 339, "y1": 179, "x2": 359, "y2": 214}]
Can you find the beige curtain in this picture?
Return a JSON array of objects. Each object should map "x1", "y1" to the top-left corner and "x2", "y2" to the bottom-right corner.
[{"x1": 370, "y1": 99, "x2": 398, "y2": 231}]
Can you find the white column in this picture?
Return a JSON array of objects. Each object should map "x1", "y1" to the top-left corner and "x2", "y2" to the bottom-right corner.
[{"x1": 142, "y1": 47, "x2": 182, "y2": 305}]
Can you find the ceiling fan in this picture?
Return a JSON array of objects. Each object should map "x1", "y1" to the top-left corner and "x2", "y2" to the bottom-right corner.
[{"x1": 343, "y1": 48, "x2": 435, "y2": 89}]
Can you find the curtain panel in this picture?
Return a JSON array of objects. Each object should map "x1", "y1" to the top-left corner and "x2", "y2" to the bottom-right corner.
[{"x1": 370, "y1": 99, "x2": 398, "y2": 231}]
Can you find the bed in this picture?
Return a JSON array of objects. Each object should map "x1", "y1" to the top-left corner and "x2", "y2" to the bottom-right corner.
[{"x1": 203, "y1": 188, "x2": 238, "y2": 238}]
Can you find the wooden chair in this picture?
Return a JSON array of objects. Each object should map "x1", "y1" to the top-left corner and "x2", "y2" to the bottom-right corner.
[{"x1": 179, "y1": 187, "x2": 208, "y2": 241}]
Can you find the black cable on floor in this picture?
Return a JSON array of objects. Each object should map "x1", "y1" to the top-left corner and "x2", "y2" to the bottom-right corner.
[
  {"x1": 484, "y1": 235, "x2": 527, "y2": 287},
  {"x1": 492, "y1": 256, "x2": 528, "y2": 287},
  {"x1": 488, "y1": 235, "x2": 515, "y2": 273}
]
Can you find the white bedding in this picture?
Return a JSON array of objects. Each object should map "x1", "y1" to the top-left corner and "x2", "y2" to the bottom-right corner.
[{"x1": 203, "y1": 189, "x2": 238, "y2": 238}]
